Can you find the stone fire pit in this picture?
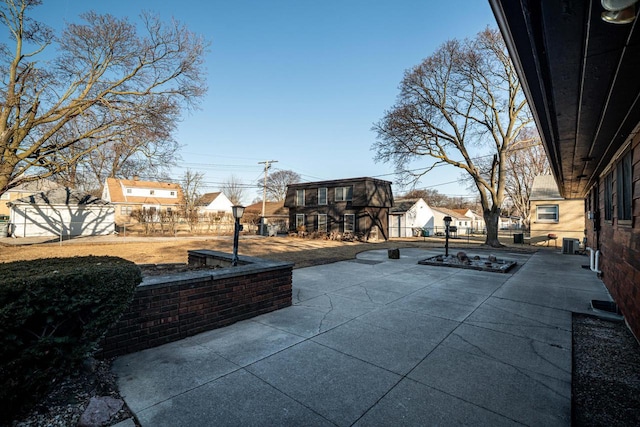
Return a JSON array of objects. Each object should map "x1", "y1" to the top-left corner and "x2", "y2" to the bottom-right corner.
[{"x1": 418, "y1": 251, "x2": 517, "y2": 273}]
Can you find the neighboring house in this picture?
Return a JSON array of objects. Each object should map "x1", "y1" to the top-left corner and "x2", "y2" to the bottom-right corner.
[
  {"x1": 452, "y1": 208, "x2": 486, "y2": 233},
  {"x1": 284, "y1": 177, "x2": 393, "y2": 241},
  {"x1": 244, "y1": 201, "x2": 289, "y2": 235},
  {"x1": 102, "y1": 177, "x2": 183, "y2": 225},
  {"x1": 197, "y1": 192, "x2": 234, "y2": 215},
  {"x1": 389, "y1": 198, "x2": 433, "y2": 237},
  {"x1": 499, "y1": 215, "x2": 524, "y2": 230},
  {"x1": 431, "y1": 207, "x2": 470, "y2": 236},
  {"x1": 0, "y1": 179, "x2": 62, "y2": 217},
  {"x1": 388, "y1": 200, "x2": 475, "y2": 237},
  {"x1": 6, "y1": 187, "x2": 114, "y2": 238},
  {"x1": 491, "y1": 2, "x2": 640, "y2": 338},
  {"x1": 529, "y1": 175, "x2": 585, "y2": 245}
]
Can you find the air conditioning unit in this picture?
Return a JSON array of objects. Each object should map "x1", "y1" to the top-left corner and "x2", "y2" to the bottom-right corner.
[{"x1": 562, "y1": 238, "x2": 580, "y2": 254}]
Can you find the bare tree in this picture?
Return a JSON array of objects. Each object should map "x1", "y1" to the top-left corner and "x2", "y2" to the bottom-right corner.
[
  {"x1": 130, "y1": 208, "x2": 155, "y2": 235},
  {"x1": 0, "y1": 1, "x2": 207, "y2": 196},
  {"x1": 221, "y1": 174, "x2": 246, "y2": 205},
  {"x1": 82, "y1": 130, "x2": 181, "y2": 191},
  {"x1": 259, "y1": 169, "x2": 300, "y2": 201},
  {"x1": 403, "y1": 188, "x2": 450, "y2": 207},
  {"x1": 180, "y1": 170, "x2": 205, "y2": 232},
  {"x1": 51, "y1": 131, "x2": 180, "y2": 195},
  {"x1": 504, "y1": 128, "x2": 550, "y2": 228},
  {"x1": 373, "y1": 28, "x2": 532, "y2": 247}
]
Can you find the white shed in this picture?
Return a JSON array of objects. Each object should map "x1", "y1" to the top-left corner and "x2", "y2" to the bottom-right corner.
[
  {"x1": 389, "y1": 198, "x2": 436, "y2": 237},
  {"x1": 7, "y1": 188, "x2": 115, "y2": 238}
]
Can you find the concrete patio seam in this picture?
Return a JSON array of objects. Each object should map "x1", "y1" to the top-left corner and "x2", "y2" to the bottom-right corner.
[
  {"x1": 477, "y1": 297, "x2": 573, "y2": 332},
  {"x1": 239, "y1": 367, "x2": 338, "y2": 426},
  {"x1": 355, "y1": 376, "x2": 523, "y2": 426},
  {"x1": 421, "y1": 341, "x2": 571, "y2": 400}
]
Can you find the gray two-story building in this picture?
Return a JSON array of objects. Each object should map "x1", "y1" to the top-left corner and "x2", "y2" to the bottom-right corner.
[{"x1": 284, "y1": 177, "x2": 393, "y2": 241}]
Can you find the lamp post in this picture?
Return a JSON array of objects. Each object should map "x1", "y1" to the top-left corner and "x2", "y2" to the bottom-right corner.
[
  {"x1": 231, "y1": 205, "x2": 245, "y2": 266},
  {"x1": 443, "y1": 216, "x2": 452, "y2": 257}
]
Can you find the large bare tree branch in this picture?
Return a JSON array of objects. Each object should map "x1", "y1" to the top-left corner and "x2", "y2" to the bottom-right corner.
[
  {"x1": 259, "y1": 169, "x2": 300, "y2": 202},
  {"x1": 372, "y1": 27, "x2": 532, "y2": 247},
  {"x1": 0, "y1": 1, "x2": 208, "y2": 195}
]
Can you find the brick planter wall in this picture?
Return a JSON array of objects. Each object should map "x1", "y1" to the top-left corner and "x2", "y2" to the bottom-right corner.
[{"x1": 99, "y1": 251, "x2": 293, "y2": 358}]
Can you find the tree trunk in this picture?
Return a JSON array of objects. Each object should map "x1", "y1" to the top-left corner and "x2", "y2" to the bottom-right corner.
[{"x1": 483, "y1": 206, "x2": 503, "y2": 247}]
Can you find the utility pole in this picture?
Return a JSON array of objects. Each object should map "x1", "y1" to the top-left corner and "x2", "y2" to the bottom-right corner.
[{"x1": 258, "y1": 160, "x2": 278, "y2": 235}]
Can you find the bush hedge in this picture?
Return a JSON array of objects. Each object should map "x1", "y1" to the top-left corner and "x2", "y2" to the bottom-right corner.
[{"x1": 0, "y1": 256, "x2": 142, "y2": 422}]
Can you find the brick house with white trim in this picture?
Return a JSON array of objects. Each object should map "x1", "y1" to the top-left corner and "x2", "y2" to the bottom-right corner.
[{"x1": 491, "y1": 0, "x2": 640, "y2": 338}]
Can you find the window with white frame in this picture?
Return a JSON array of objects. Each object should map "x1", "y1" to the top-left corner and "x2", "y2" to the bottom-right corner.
[
  {"x1": 344, "y1": 214, "x2": 355, "y2": 232},
  {"x1": 335, "y1": 186, "x2": 353, "y2": 202},
  {"x1": 318, "y1": 188, "x2": 327, "y2": 205},
  {"x1": 296, "y1": 189, "x2": 305, "y2": 206},
  {"x1": 120, "y1": 206, "x2": 133, "y2": 215},
  {"x1": 296, "y1": 214, "x2": 305, "y2": 230},
  {"x1": 536, "y1": 205, "x2": 559, "y2": 222},
  {"x1": 126, "y1": 188, "x2": 132, "y2": 194},
  {"x1": 149, "y1": 190, "x2": 155, "y2": 195},
  {"x1": 318, "y1": 214, "x2": 327, "y2": 232},
  {"x1": 617, "y1": 150, "x2": 632, "y2": 221}
]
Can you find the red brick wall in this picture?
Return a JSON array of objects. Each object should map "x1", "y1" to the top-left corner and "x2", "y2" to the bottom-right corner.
[
  {"x1": 99, "y1": 266, "x2": 292, "y2": 358},
  {"x1": 586, "y1": 137, "x2": 640, "y2": 340}
]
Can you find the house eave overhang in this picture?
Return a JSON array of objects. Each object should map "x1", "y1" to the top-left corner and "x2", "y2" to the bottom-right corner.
[{"x1": 489, "y1": 0, "x2": 640, "y2": 198}]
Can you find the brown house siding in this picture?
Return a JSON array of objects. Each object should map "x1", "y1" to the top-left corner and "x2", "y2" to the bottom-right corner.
[
  {"x1": 284, "y1": 177, "x2": 393, "y2": 241},
  {"x1": 586, "y1": 136, "x2": 640, "y2": 339}
]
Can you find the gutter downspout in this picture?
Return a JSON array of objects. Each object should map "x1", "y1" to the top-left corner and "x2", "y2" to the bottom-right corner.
[{"x1": 586, "y1": 247, "x2": 602, "y2": 274}]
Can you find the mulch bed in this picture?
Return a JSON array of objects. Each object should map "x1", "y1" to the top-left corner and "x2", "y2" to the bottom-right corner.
[{"x1": 572, "y1": 314, "x2": 640, "y2": 426}]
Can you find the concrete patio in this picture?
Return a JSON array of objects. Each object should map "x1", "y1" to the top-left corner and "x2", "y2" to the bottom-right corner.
[{"x1": 112, "y1": 247, "x2": 611, "y2": 426}]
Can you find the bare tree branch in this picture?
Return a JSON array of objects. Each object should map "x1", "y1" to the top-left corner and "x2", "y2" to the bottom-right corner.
[
  {"x1": 221, "y1": 174, "x2": 245, "y2": 205},
  {"x1": 372, "y1": 27, "x2": 532, "y2": 246},
  {"x1": 0, "y1": 1, "x2": 208, "y2": 195},
  {"x1": 503, "y1": 128, "x2": 550, "y2": 227},
  {"x1": 259, "y1": 169, "x2": 300, "y2": 202}
]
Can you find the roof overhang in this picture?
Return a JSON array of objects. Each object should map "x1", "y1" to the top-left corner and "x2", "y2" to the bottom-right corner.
[{"x1": 489, "y1": 0, "x2": 640, "y2": 198}]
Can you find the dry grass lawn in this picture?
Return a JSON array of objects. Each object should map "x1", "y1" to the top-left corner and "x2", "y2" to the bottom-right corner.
[{"x1": 0, "y1": 234, "x2": 535, "y2": 269}]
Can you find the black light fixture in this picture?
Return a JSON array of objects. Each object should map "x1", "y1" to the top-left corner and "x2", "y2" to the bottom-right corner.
[
  {"x1": 601, "y1": 0, "x2": 637, "y2": 24},
  {"x1": 443, "y1": 216, "x2": 452, "y2": 257},
  {"x1": 231, "y1": 205, "x2": 245, "y2": 266}
]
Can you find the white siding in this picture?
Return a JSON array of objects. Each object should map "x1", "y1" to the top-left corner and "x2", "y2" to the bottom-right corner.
[
  {"x1": 9, "y1": 205, "x2": 115, "y2": 237},
  {"x1": 124, "y1": 187, "x2": 177, "y2": 198},
  {"x1": 389, "y1": 199, "x2": 437, "y2": 237},
  {"x1": 201, "y1": 193, "x2": 233, "y2": 213}
]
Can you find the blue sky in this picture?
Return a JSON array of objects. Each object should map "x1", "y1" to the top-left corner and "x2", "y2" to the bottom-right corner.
[{"x1": 34, "y1": 0, "x2": 497, "y2": 204}]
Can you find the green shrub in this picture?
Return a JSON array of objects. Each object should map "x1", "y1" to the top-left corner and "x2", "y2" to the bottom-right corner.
[{"x1": 0, "y1": 256, "x2": 142, "y2": 422}]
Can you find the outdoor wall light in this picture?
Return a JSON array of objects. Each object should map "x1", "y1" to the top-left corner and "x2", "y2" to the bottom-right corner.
[
  {"x1": 231, "y1": 205, "x2": 245, "y2": 266},
  {"x1": 601, "y1": 0, "x2": 637, "y2": 24},
  {"x1": 443, "y1": 216, "x2": 452, "y2": 257}
]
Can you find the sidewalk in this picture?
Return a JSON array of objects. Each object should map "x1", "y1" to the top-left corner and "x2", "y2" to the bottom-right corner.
[{"x1": 112, "y1": 248, "x2": 611, "y2": 426}]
